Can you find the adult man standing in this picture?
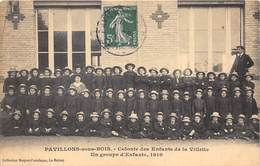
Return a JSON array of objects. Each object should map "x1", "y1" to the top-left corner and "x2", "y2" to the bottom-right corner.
[{"x1": 230, "y1": 46, "x2": 254, "y2": 78}]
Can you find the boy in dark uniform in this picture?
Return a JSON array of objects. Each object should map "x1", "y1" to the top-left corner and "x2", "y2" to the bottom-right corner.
[
  {"x1": 159, "y1": 68, "x2": 172, "y2": 92},
  {"x1": 192, "y1": 113, "x2": 206, "y2": 139},
  {"x1": 26, "y1": 109, "x2": 41, "y2": 136},
  {"x1": 181, "y1": 91, "x2": 192, "y2": 118},
  {"x1": 79, "y1": 89, "x2": 93, "y2": 118},
  {"x1": 83, "y1": 66, "x2": 95, "y2": 92},
  {"x1": 92, "y1": 89, "x2": 104, "y2": 115},
  {"x1": 17, "y1": 69, "x2": 29, "y2": 86},
  {"x1": 3, "y1": 67, "x2": 17, "y2": 93},
  {"x1": 135, "y1": 89, "x2": 148, "y2": 118},
  {"x1": 135, "y1": 66, "x2": 149, "y2": 92},
  {"x1": 147, "y1": 90, "x2": 159, "y2": 118},
  {"x1": 216, "y1": 73, "x2": 229, "y2": 95},
  {"x1": 126, "y1": 113, "x2": 142, "y2": 139},
  {"x1": 182, "y1": 68, "x2": 194, "y2": 93},
  {"x1": 123, "y1": 63, "x2": 137, "y2": 89},
  {"x1": 242, "y1": 72, "x2": 255, "y2": 90},
  {"x1": 57, "y1": 110, "x2": 72, "y2": 136},
  {"x1": 42, "y1": 108, "x2": 57, "y2": 136},
  {"x1": 153, "y1": 112, "x2": 168, "y2": 139},
  {"x1": 207, "y1": 112, "x2": 222, "y2": 139},
  {"x1": 205, "y1": 72, "x2": 217, "y2": 91},
  {"x1": 28, "y1": 68, "x2": 40, "y2": 88},
  {"x1": 26, "y1": 85, "x2": 39, "y2": 123},
  {"x1": 3, "y1": 110, "x2": 24, "y2": 136},
  {"x1": 40, "y1": 68, "x2": 53, "y2": 88},
  {"x1": 171, "y1": 69, "x2": 183, "y2": 93},
  {"x1": 249, "y1": 115, "x2": 259, "y2": 140},
  {"x1": 93, "y1": 68, "x2": 105, "y2": 91},
  {"x1": 192, "y1": 89, "x2": 207, "y2": 118},
  {"x1": 104, "y1": 67, "x2": 113, "y2": 90},
  {"x1": 167, "y1": 113, "x2": 181, "y2": 140},
  {"x1": 71, "y1": 64, "x2": 84, "y2": 84},
  {"x1": 222, "y1": 114, "x2": 236, "y2": 139},
  {"x1": 172, "y1": 90, "x2": 183, "y2": 117},
  {"x1": 112, "y1": 111, "x2": 127, "y2": 138},
  {"x1": 53, "y1": 68, "x2": 63, "y2": 90},
  {"x1": 103, "y1": 88, "x2": 115, "y2": 113},
  {"x1": 61, "y1": 67, "x2": 72, "y2": 90},
  {"x1": 194, "y1": 71, "x2": 206, "y2": 90},
  {"x1": 73, "y1": 112, "x2": 87, "y2": 136},
  {"x1": 100, "y1": 109, "x2": 113, "y2": 137},
  {"x1": 53, "y1": 86, "x2": 66, "y2": 117},
  {"x1": 229, "y1": 72, "x2": 241, "y2": 93},
  {"x1": 216, "y1": 88, "x2": 232, "y2": 118},
  {"x1": 111, "y1": 66, "x2": 124, "y2": 93},
  {"x1": 205, "y1": 87, "x2": 216, "y2": 124},
  {"x1": 64, "y1": 87, "x2": 79, "y2": 118},
  {"x1": 140, "y1": 112, "x2": 153, "y2": 139},
  {"x1": 243, "y1": 88, "x2": 258, "y2": 118},
  {"x1": 180, "y1": 117, "x2": 195, "y2": 140},
  {"x1": 148, "y1": 68, "x2": 160, "y2": 92},
  {"x1": 231, "y1": 87, "x2": 243, "y2": 119},
  {"x1": 235, "y1": 114, "x2": 253, "y2": 140},
  {"x1": 159, "y1": 90, "x2": 172, "y2": 117},
  {"x1": 85, "y1": 112, "x2": 101, "y2": 137},
  {"x1": 114, "y1": 90, "x2": 127, "y2": 115},
  {"x1": 39, "y1": 85, "x2": 54, "y2": 114},
  {"x1": 126, "y1": 88, "x2": 136, "y2": 116},
  {"x1": 15, "y1": 84, "x2": 27, "y2": 116}
]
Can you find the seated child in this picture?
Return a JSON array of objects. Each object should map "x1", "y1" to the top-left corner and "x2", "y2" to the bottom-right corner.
[
  {"x1": 42, "y1": 108, "x2": 57, "y2": 136},
  {"x1": 85, "y1": 112, "x2": 101, "y2": 137},
  {"x1": 153, "y1": 112, "x2": 168, "y2": 140},
  {"x1": 140, "y1": 112, "x2": 153, "y2": 139},
  {"x1": 235, "y1": 114, "x2": 253, "y2": 141},
  {"x1": 180, "y1": 116, "x2": 195, "y2": 140},
  {"x1": 27, "y1": 109, "x2": 41, "y2": 136},
  {"x1": 100, "y1": 109, "x2": 113, "y2": 137},
  {"x1": 126, "y1": 113, "x2": 142, "y2": 139},
  {"x1": 4, "y1": 110, "x2": 24, "y2": 136},
  {"x1": 112, "y1": 111, "x2": 127, "y2": 138},
  {"x1": 167, "y1": 113, "x2": 181, "y2": 140},
  {"x1": 207, "y1": 112, "x2": 222, "y2": 139},
  {"x1": 192, "y1": 112, "x2": 206, "y2": 139},
  {"x1": 57, "y1": 110, "x2": 72, "y2": 136},
  {"x1": 73, "y1": 112, "x2": 87, "y2": 136},
  {"x1": 222, "y1": 114, "x2": 236, "y2": 139}
]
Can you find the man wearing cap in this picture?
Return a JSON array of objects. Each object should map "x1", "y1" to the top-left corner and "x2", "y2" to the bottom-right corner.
[
  {"x1": 230, "y1": 46, "x2": 254, "y2": 78},
  {"x1": 112, "y1": 66, "x2": 124, "y2": 93},
  {"x1": 3, "y1": 67, "x2": 18, "y2": 93},
  {"x1": 124, "y1": 63, "x2": 137, "y2": 89}
]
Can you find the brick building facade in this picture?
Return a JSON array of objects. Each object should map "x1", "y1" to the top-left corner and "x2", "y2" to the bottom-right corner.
[{"x1": 0, "y1": 0, "x2": 259, "y2": 93}]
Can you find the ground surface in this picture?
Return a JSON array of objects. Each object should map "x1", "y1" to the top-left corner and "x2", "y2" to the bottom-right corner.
[{"x1": 0, "y1": 136, "x2": 259, "y2": 166}]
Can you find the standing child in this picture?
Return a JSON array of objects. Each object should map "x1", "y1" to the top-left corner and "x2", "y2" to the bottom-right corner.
[
  {"x1": 40, "y1": 68, "x2": 53, "y2": 88},
  {"x1": 216, "y1": 73, "x2": 229, "y2": 94},
  {"x1": 216, "y1": 88, "x2": 232, "y2": 118},
  {"x1": 112, "y1": 111, "x2": 127, "y2": 138},
  {"x1": 205, "y1": 72, "x2": 217, "y2": 91},
  {"x1": 182, "y1": 68, "x2": 194, "y2": 93},
  {"x1": 140, "y1": 112, "x2": 153, "y2": 139},
  {"x1": 79, "y1": 89, "x2": 93, "y2": 118},
  {"x1": 64, "y1": 87, "x2": 79, "y2": 118},
  {"x1": 153, "y1": 112, "x2": 168, "y2": 139},
  {"x1": 243, "y1": 88, "x2": 258, "y2": 118},
  {"x1": 39, "y1": 85, "x2": 54, "y2": 114},
  {"x1": 242, "y1": 72, "x2": 255, "y2": 90},
  {"x1": 194, "y1": 72, "x2": 206, "y2": 90},
  {"x1": 231, "y1": 87, "x2": 243, "y2": 119},
  {"x1": 93, "y1": 68, "x2": 105, "y2": 91},
  {"x1": 57, "y1": 110, "x2": 72, "y2": 136},
  {"x1": 103, "y1": 88, "x2": 115, "y2": 113},
  {"x1": 53, "y1": 69, "x2": 63, "y2": 90},
  {"x1": 26, "y1": 85, "x2": 39, "y2": 123},
  {"x1": 207, "y1": 112, "x2": 222, "y2": 139},
  {"x1": 124, "y1": 63, "x2": 137, "y2": 89},
  {"x1": 205, "y1": 87, "x2": 216, "y2": 124},
  {"x1": 172, "y1": 90, "x2": 183, "y2": 117},
  {"x1": 85, "y1": 112, "x2": 101, "y2": 137},
  {"x1": 180, "y1": 117, "x2": 195, "y2": 140},
  {"x1": 126, "y1": 88, "x2": 136, "y2": 116},
  {"x1": 17, "y1": 69, "x2": 29, "y2": 86},
  {"x1": 126, "y1": 113, "x2": 141, "y2": 139},
  {"x1": 229, "y1": 72, "x2": 241, "y2": 93},
  {"x1": 159, "y1": 90, "x2": 172, "y2": 117},
  {"x1": 1, "y1": 85, "x2": 16, "y2": 115},
  {"x1": 83, "y1": 66, "x2": 95, "y2": 92},
  {"x1": 181, "y1": 91, "x2": 192, "y2": 118},
  {"x1": 26, "y1": 109, "x2": 41, "y2": 136},
  {"x1": 114, "y1": 90, "x2": 127, "y2": 115},
  {"x1": 92, "y1": 89, "x2": 104, "y2": 115},
  {"x1": 42, "y1": 108, "x2": 57, "y2": 136},
  {"x1": 222, "y1": 114, "x2": 236, "y2": 139},
  {"x1": 192, "y1": 89, "x2": 207, "y2": 118},
  {"x1": 104, "y1": 67, "x2": 113, "y2": 90},
  {"x1": 28, "y1": 68, "x2": 40, "y2": 88},
  {"x1": 171, "y1": 69, "x2": 183, "y2": 93},
  {"x1": 147, "y1": 91, "x2": 159, "y2": 119},
  {"x1": 167, "y1": 113, "x2": 181, "y2": 140},
  {"x1": 73, "y1": 112, "x2": 87, "y2": 136},
  {"x1": 148, "y1": 68, "x2": 160, "y2": 92},
  {"x1": 111, "y1": 66, "x2": 124, "y2": 93},
  {"x1": 135, "y1": 67, "x2": 149, "y2": 92},
  {"x1": 53, "y1": 86, "x2": 66, "y2": 117},
  {"x1": 15, "y1": 84, "x2": 27, "y2": 116},
  {"x1": 159, "y1": 68, "x2": 172, "y2": 92},
  {"x1": 135, "y1": 89, "x2": 148, "y2": 119},
  {"x1": 61, "y1": 67, "x2": 72, "y2": 90},
  {"x1": 100, "y1": 109, "x2": 113, "y2": 137}
]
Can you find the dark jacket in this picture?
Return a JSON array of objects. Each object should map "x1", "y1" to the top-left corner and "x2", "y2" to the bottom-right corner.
[
  {"x1": 123, "y1": 71, "x2": 137, "y2": 89},
  {"x1": 147, "y1": 99, "x2": 159, "y2": 118},
  {"x1": 135, "y1": 98, "x2": 148, "y2": 118},
  {"x1": 216, "y1": 97, "x2": 232, "y2": 117},
  {"x1": 230, "y1": 54, "x2": 254, "y2": 77},
  {"x1": 114, "y1": 99, "x2": 127, "y2": 115},
  {"x1": 135, "y1": 75, "x2": 149, "y2": 91},
  {"x1": 243, "y1": 97, "x2": 258, "y2": 118},
  {"x1": 92, "y1": 98, "x2": 104, "y2": 115},
  {"x1": 112, "y1": 74, "x2": 124, "y2": 92}
]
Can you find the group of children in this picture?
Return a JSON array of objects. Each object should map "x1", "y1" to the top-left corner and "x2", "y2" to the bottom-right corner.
[{"x1": 0, "y1": 63, "x2": 259, "y2": 140}]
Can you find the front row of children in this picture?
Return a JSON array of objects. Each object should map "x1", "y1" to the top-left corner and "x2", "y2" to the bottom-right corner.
[{"x1": 3, "y1": 107, "x2": 259, "y2": 141}]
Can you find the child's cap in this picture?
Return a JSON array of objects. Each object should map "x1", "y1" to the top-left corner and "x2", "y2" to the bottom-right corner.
[
  {"x1": 150, "y1": 90, "x2": 159, "y2": 96},
  {"x1": 29, "y1": 85, "x2": 38, "y2": 91},
  {"x1": 157, "y1": 112, "x2": 164, "y2": 116},
  {"x1": 127, "y1": 88, "x2": 135, "y2": 93},
  {"x1": 161, "y1": 90, "x2": 169, "y2": 95},
  {"x1": 183, "y1": 68, "x2": 193, "y2": 75},
  {"x1": 43, "y1": 85, "x2": 52, "y2": 90},
  {"x1": 8, "y1": 67, "x2": 17, "y2": 74},
  {"x1": 106, "y1": 88, "x2": 113, "y2": 93},
  {"x1": 250, "y1": 115, "x2": 259, "y2": 121},
  {"x1": 90, "y1": 112, "x2": 99, "y2": 118},
  {"x1": 218, "y1": 72, "x2": 227, "y2": 78},
  {"x1": 244, "y1": 72, "x2": 253, "y2": 79},
  {"x1": 112, "y1": 66, "x2": 123, "y2": 73},
  {"x1": 210, "y1": 112, "x2": 221, "y2": 118},
  {"x1": 93, "y1": 89, "x2": 101, "y2": 93},
  {"x1": 245, "y1": 87, "x2": 254, "y2": 93},
  {"x1": 138, "y1": 89, "x2": 145, "y2": 94},
  {"x1": 95, "y1": 67, "x2": 103, "y2": 73},
  {"x1": 183, "y1": 91, "x2": 190, "y2": 96},
  {"x1": 47, "y1": 108, "x2": 55, "y2": 114},
  {"x1": 85, "y1": 65, "x2": 94, "y2": 71},
  {"x1": 8, "y1": 85, "x2": 15, "y2": 90},
  {"x1": 33, "y1": 109, "x2": 41, "y2": 114},
  {"x1": 104, "y1": 67, "x2": 112, "y2": 72},
  {"x1": 221, "y1": 87, "x2": 228, "y2": 92},
  {"x1": 172, "y1": 90, "x2": 180, "y2": 95},
  {"x1": 207, "y1": 86, "x2": 213, "y2": 91},
  {"x1": 81, "y1": 88, "x2": 90, "y2": 94},
  {"x1": 19, "y1": 69, "x2": 29, "y2": 75},
  {"x1": 182, "y1": 116, "x2": 191, "y2": 123},
  {"x1": 137, "y1": 66, "x2": 147, "y2": 73},
  {"x1": 117, "y1": 90, "x2": 125, "y2": 95},
  {"x1": 43, "y1": 67, "x2": 52, "y2": 74},
  {"x1": 225, "y1": 114, "x2": 234, "y2": 120},
  {"x1": 63, "y1": 66, "x2": 72, "y2": 73},
  {"x1": 238, "y1": 114, "x2": 246, "y2": 119},
  {"x1": 149, "y1": 67, "x2": 158, "y2": 73},
  {"x1": 125, "y1": 63, "x2": 135, "y2": 69},
  {"x1": 169, "y1": 112, "x2": 178, "y2": 118},
  {"x1": 173, "y1": 69, "x2": 182, "y2": 75},
  {"x1": 54, "y1": 68, "x2": 62, "y2": 74},
  {"x1": 196, "y1": 71, "x2": 205, "y2": 77},
  {"x1": 196, "y1": 89, "x2": 203, "y2": 93},
  {"x1": 230, "y1": 72, "x2": 239, "y2": 78},
  {"x1": 233, "y1": 87, "x2": 241, "y2": 92},
  {"x1": 101, "y1": 108, "x2": 111, "y2": 115},
  {"x1": 18, "y1": 84, "x2": 27, "y2": 88},
  {"x1": 143, "y1": 112, "x2": 151, "y2": 117},
  {"x1": 76, "y1": 111, "x2": 84, "y2": 116},
  {"x1": 68, "y1": 86, "x2": 77, "y2": 92},
  {"x1": 128, "y1": 113, "x2": 138, "y2": 119},
  {"x1": 115, "y1": 111, "x2": 124, "y2": 117},
  {"x1": 60, "y1": 110, "x2": 69, "y2": 116},
  {"x1": 194, "y1": 112, "x2": 202, "y2": 118},
  {"x1": 57, "y1": 85, "x2": 65, "y2": 91},
  {"x1": 13, "y1": 110, "x2": 22, "y2": 116},
  {"x1": 159, "y1": 68, "x2": 169, "y2": 74},
  {"x1": 207, "y1": 72, "x2": 216, "y2": 78}
]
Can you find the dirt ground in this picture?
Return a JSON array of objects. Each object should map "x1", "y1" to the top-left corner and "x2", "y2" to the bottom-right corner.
[{"x1": 0, "y1": 136, "x2": 259, "y2": 166}]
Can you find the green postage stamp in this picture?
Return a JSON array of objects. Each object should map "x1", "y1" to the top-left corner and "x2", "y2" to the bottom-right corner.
[{"x1": 104, "y1": 6, "x2": 138, "y2": 48}]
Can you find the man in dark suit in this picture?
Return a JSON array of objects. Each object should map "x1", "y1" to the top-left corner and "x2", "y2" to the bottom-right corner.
[{"x1": 230, "y1": 46, "x2": 254, "y2": 78}]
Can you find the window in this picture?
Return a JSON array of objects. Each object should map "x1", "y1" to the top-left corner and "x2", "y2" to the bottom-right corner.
[{"x1": 37, "y1": 8, "x2": 101, "y2": 70}]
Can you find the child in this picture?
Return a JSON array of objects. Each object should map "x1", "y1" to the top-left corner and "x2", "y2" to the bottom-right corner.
[
  {"x1": 26, "y1": 85, "x2": 39, "y2": 122},
  {"x1": 53, "y1": 69, "x2": 63, "y2": 90},
  {"x1": 207, "y1": 112, "x2": 222, "y2": 139},
  {"x1": 79, "y1": 89, "x2": 93, "y2": 118},
  {"x1": 242, "y1": 72, "x2": 255, "y2": 90},
  {"x1": 39, "y1": 85, "x2": 54, "y2": 114},
  {"x1": 112, "y1": 111, "x2": 127, "y2": 138},
  {"x1": 194, "y1": 71, "x2": 206, "y2": 90},
  {"x1": 249, "y1": 115, "x2": 259, "y2": 140},
  {"x1": 3, "y1": 67, "x2": 17, "y2": 93},
  {"x1": 167, "y1": 113, "x2": 181, "y2": 140},
  {"x1": 15, "y1": 84, "x2": 27, "y2": 116},
  {"x1": 92, "y1": 89, "x2": 104, "y2": 115},
  {"x1": 222, "y1": 114, "x2": 236, "y2": 139},
  {"x1": 148, "y1": 67, "x2": 160, "y2": 92},
  {"x1": 124, "y1": 63, "x2": 137, "y2": 89},
  {"x1": 180, "y1": 117, "x2": 195, "y2": 140},
  {"x1": 135, "y1": 89, "x2": 148, "y2": 118},
  {"x1": 1, "y1": 85, "x2": 16, "y2": 114},
  {"x1": 100, "y1": 109, "x2": 113, "y2": 137},
  {"x1": 140, "y1": 112, "x2": 153, "y2": 139},
  {"x1": 83, "y1": 66, "x2": 95, "y2": 92},
  {"x1": 126, "y1": 113, "x2": 141, "y2": 139},
  {"x1": 70, "y1": 64, "x2": 83, "y2": 83},
  {"x1": 85, "y1": 112, "x2": 100, "y2": 137},
  {"x1": 229, "y1": 72, "x2": 241, "y2": 93},
  {"x1": 40, "y1": 68, "x2": 53, "y2": 88},
  {"x1": 231, "y1": 87, "x2": 243, "y2": 119},
  {"x1": 153, "y1": 112, "x2": 168, "y2": 139},
  {"x1": 103, "y1": 88, "x2": 115, "y2": 113},
  {"x1": 243, "y1": 88, "x2": 258, "y2": 118},
  {"x1": 70, "y1": 74, "x2": 86, "y2": 94},
  {"x1": 104, "y1": 67, "x2": 113, "y2": 90},
  {"x1": 182, "y1": 68, "x2": 194, "y2": 93},
  {"x1": 3, "y1": 110, "x2": 24, "y2": 136},
  {"x1": 42, "y1": 108, "x2": 57, "y2": 136},
  {"x1": 159, "y1": 90, "x2": 172, "y2": 117},
  {"x1": 135, "y1": 66, "x2": 149, "y2": 92},
  {"x1": 61, "y1": 67, "x2": 72, "y2": 90},
  {"x1": 57, "y1": 110, "x2": 72, "y2": 136},
  {"x1": 192, "y1": 89, "x2": 206, "y2": 118},
  {"x1": 171, "y1": 69, "x2": 183, "y2": 92},
  {"x1": 172, "y1": 90, "x2": 183, "y2": 117},
  {"x1": 205, "y1": 72, "x2": 216, "y2": 91},
  {"x1": 27, "y1": 109, "x2": 41, "y2": 136},
  {"x1": 159, "y1": 68, "x2": 172, "y2": 92},
  {"x1": 93, "y1": 68, "x2": 105, "y2": 91},
  {"x1": 216, "y1": 73, "x2": 229, "y2": 93},
  {"x1": 235, "y1": 114, "x2": 253, "y2": 140},
  {"x1": 216, "y1": 88, "x2": 232, "y2": 117},
  {"x1": 192, "y1": 113, "x2": 206, "y2": 139},
  {"x1": 111, "y1": 66, "x2": 124, "y2": 93},
  {"x1": 126, "y1": 88, "x2": 136, "y2": 116},
  {"x1": 147, "y1": 91, "x2": 159, "y2": 118},
  {"x1": 181, "y1": 91, "x2": 192, "y2": 118},
  {"x1": 28, "y1": 68, "x2": 40, "y2": 88},
  {"x1": 17, "y1": 69, "x2": 29, "y2": 86},
  {"x1": 73, "y1": 112, "x2": 87, "y2": 136},
  {"x1": 64, "y1": 87, "x2": 79, "y2": 118},
  {"x1": 205, "y1": 87, "x2": 216, "y2": 124},
  {"x1": 53, "y1": 86, "x2": 66, "y2": 117},
  {"x1": 114, "y1": 90, "x2": 127, "y2": 115}
]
